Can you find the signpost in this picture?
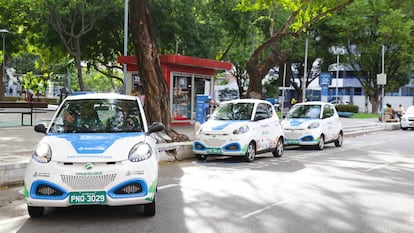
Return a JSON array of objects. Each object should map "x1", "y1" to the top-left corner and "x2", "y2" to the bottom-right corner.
[{"x1": 319, "y1": 72, "x2": 332, "y2": 103}]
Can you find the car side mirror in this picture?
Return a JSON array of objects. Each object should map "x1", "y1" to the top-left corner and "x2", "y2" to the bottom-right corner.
[
  {"x1": 146, "y1": 122, "x2": 165, "y2": 135},
  {"x1": 34, "y1": 123, "x2": 48, "y2": 134}
]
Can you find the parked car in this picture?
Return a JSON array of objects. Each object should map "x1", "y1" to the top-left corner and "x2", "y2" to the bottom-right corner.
[
  {"x1": 193, "y1": 99, "x2": 285, "y2": 162},
  {"x1": 24, "y1": 93, "x2": 165, "y2": 217},
  {"x1": 281, "y1": 101, "x2": 343, "y2": 150},
  {"x1": 400, "y1": 105, "x2": 414, "y2": 130},
  {"x1": 329, "y1": 99, "x2": 350, "y2": 105}
]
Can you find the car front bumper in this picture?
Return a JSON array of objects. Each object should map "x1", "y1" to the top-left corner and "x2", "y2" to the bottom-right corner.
[
  {"x1": 283, "y1": 129, "x2": 320, "y2": 145},
  {"x1": 24, "y1": 159, "x2": 158, "y2": 207},
  {"x1": 193, "y1": 133, "x2": 251, "y2": 156}
]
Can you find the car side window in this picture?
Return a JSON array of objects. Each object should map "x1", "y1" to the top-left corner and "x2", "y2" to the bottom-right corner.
[
  {"x1": 323, "y1": 105, "x2": 333, "y2": 118},
  {"x1": 255, "y1": 103, "x2": 270, "y2": 120}
]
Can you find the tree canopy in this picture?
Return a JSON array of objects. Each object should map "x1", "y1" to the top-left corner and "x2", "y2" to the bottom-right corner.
[{"x1": 1, "y1": 0, "x2": 414, "y2": 117}]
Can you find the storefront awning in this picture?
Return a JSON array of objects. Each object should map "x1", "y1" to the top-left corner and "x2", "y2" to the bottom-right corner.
[{"x1": 118, "y1": 54, "x2": 232, "y2": 71}]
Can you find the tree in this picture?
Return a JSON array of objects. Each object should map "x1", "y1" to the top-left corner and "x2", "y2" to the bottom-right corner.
[
  {"x1": 322, "y1": 0, "x2": 414, "y2": 113},
  {"x1": 130, "y1": 0, "x2": 188, "y2": 142},
  {"x1": 236, "y1": 0, "x2": 353, "y2": 101},
  {"x1": 30, "y1": 0, "x2": 118, "y2": 91},
  {"x1": 22, "y1": 72, "x2": 49, "y2": 100}
]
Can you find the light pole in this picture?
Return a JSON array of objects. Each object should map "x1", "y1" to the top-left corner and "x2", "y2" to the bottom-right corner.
[
  {"x1": 123, "y1": 0, "x2": 129, "y2": 94},
  {"x1": 330, "y1": 46, "x2": 346, "y2": 103},
  {"x1": 0, "y1": 29, "x2": 9, "y2": 101},
  {"x1": 303, "y1": 36, "x2": 308, "y2": 103},
  {"x1": 335, "y1": 52, "x2": 339, "y2": 102}
]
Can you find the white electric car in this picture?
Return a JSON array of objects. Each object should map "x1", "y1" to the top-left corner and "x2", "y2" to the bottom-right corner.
[
  {"x1": 281, "y1": 101, "x2": 343, "y2": 150},
  {"x1": 193, "y1": 99, "x2": 285, "y2": 162},
  {"x1": 24, "y1": 93, "x2": 164, "y2": 217}
]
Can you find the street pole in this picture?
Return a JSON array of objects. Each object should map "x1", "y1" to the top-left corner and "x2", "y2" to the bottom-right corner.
[
  {"x1": 123, "y1": 0, "x2": 129, "y2": 94},
  {"x1": 281, "y1": 63, "x2": 286, "y2": 118},
  {"x1": 303, "y1": 36, "x2": 308, "y2": 102},
  {"x1": 336, "y1": 53, "x2": 339, "y2": 102},
  {"x1": 0, "y1": 29, "x2": 9, "y2": 101},
  {"x1": 381, "y1": 45, "x2": 385, "y2": 122}
]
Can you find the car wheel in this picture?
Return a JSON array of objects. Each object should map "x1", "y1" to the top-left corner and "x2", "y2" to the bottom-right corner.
[
  {"x1": 334, "y1": 132, "x2": 343, "y2": 147},
  {"x1": 244, "y1": 142, "x2": 256, "y2": 162},
  {"x1": 316, "y1": 135, "x2": 325, "y2": 150},
  {"x1": 272, "y1": 138, "x2": 284, "y2": 157},
  {"x1": 28, "y1": 206, "x2": 44, "y2": 218},
  {"x1": 196, "y1": 154, "x2": 207, "y2": 161},
  {"x1": 143, "y1": 198, "x2": 156, "y2": 217},
  {"x1": 400, "y1": 125, "x2": 407, "y2": 130}
]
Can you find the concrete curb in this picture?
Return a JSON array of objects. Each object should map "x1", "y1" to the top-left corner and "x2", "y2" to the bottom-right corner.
[{"x1": 0, "y1": 123, "x2": 401, "y2": 187}]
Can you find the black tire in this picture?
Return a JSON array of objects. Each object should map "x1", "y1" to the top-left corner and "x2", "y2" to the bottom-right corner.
[
  {"x1": 316, "y1": 135, "x2": 325, "y2": 150},
  {"x1": 28, "y1": 206, "x2": 44, "y2": 218},
  {"x1": 272, "y1": 138, "x2": 284, "y2": 157},
  {"x1": 195, "y1": 154, "x2": 207, "y2": 161},
  {"x1": 143, "y1": 198, "x2": 156, "y2": 217},
  {"x1": 244, "y1": 142, "x2": 256, "y2": 162},
  {"x1": 334, "y1": 132, "x2": 343, "y2": 147}
]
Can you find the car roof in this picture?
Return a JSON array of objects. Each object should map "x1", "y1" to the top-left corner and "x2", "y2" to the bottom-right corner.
[
  {"x1": 65, "y1": 93, "x2": 138, "y2": 101},
  {"x1": 294, "y1": 101, "x2": 333, "y2": 106},
  {"x1": 220, "y1": 98, "x2": 274, "y2": 105}
]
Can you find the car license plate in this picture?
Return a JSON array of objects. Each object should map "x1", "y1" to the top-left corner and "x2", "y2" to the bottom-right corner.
[
  {"x1": 69, "y1": 191, "x2": 106, "y2": 205},
  {"x1": 206, "y1": 148, "x2": 222, "y2": 154},
  {"x1": 285, "y1": 139, "x2": 299, "y2": 144}
]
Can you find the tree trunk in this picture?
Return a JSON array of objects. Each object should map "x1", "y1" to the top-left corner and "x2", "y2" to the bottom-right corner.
[
  {"x1": 130, "y1": 0, "x2": 188, "y2": 142},
  {"x1": 246, "y1": 58, "x2": 263, "y2": 99},
  {"x1": 75, "y1": 53, "x2": 85, "y2": 91}
]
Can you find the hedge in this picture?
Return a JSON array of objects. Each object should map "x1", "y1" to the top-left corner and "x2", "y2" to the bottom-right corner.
[{"x1": 335, "y1": 104, "x2": 359, "y2": 113}]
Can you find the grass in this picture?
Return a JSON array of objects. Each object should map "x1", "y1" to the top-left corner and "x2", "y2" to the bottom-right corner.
[
  {"x1": 351, "y1": 113, "x2": 379, "y2": 119},
  {"x1": 277, "y1": 111, "x2": 379, "y2": 119}
]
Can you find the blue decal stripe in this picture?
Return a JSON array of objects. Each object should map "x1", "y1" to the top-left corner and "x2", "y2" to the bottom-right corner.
[{"x1": 49, "y1": 132, "x2": 144, "y2": 154}]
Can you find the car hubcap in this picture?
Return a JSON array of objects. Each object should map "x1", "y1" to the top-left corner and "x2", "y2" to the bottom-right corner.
[{"x1": 247, "y1": 144, "x2": 255, "y2": 160}]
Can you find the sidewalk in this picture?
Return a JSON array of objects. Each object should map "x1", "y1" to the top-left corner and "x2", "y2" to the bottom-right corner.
[{"x1": 0, "y1": 110, "x2": 399, "y2": 186}]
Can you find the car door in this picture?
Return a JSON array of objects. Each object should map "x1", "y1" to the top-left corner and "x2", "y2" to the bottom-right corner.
[
  {"x1": 253, "y1": 102, "x2": 279, "y2": 151},
  {"x1": 321, "y1": 104, "x2": 338, "y2": 141}
]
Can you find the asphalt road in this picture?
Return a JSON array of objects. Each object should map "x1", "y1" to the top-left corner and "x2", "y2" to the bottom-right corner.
[{"x1": 1, "y1": 129, "x2": 413, "y2": 233}]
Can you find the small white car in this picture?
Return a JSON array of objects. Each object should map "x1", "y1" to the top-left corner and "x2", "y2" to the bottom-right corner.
[
  {"x1": 400, "y1": 106, "x2": 414, "y2": 130},
  {"x1": 24, "y1": 93, "x2": 164, "y2": 217},
  {"x1": 193, "y1": 99, "x2": 285, "y2": 162},
  {"x1": 281, "y1": 101, "x2": 343, "y2": 150}
]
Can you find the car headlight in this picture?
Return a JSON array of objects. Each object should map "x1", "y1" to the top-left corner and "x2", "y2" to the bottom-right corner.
[
  {"x1": 129, "y1": 143, "x2": 153, "y2": 162},
  {"x1": 233, "y1": 125, "x2": 249, "y2": 134},
  {"x1": 33, "y1": 142, "x2": 52, "y2": 163},
  {"x1": 308, "y1": 122, "x2": 320, "y2": 129}
]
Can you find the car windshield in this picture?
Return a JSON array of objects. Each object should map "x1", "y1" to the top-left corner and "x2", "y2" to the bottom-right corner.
[
  {"x1": 287, "y1": 104, "x2": 322, "y2": 119},
  {"x1": 406, "y1": 107, "x2": 414, "y2": 114},
  {"x1": 211, "y1": 102, "x2": 254, "y2": 120},
  {"x1": 49, "y1": 98, "x2": 144, "y2": 133}
]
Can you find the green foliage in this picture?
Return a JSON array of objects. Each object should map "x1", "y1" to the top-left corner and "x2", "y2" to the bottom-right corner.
[
  {"x1": 323, "y1": 0, "x2": 414, "y2": 93},
  {"x1": 22, "y1": 72, "x2": 49, "y2": 96},
  {"x1": 335, "y1": 104, "x2": 359, "y2": 113},
  {"x1": 263, "y1": 77, "x2": 279, "y2": 98}
]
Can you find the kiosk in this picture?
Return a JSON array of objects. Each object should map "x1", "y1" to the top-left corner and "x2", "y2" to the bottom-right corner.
[{"x1": 117, "y1": 54, "x2": 232, "y2": 125}]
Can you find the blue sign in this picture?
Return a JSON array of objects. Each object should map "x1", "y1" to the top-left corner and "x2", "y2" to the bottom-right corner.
[
  {"x1": 321, "y1": 85, "x2": 328, "y2": 96},
  {"x1": 319, "y1": 72, "x2": 332, "y2": 86},
  {"x1": 195, "y1": 95, "x2": 210, "y2": 123}
]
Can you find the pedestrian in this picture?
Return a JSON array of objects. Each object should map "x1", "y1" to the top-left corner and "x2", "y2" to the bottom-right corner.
[
  {"x1": 396, "y1": 104, "x2": 404, "y2": 120},
  {"x1": 208, "y1": 99, "x2": 218, "y2": 115},
  {"x1": 385, "y1": 103, "x2": 395, "y2": 121},
  {"x1": 290, "y1": 97, "x2": 296, "y2": 106}
]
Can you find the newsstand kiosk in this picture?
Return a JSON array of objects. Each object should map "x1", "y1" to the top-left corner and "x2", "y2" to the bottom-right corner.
[{"x1": 117, "y1": 54, "x2": 232, "y2": 125}]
